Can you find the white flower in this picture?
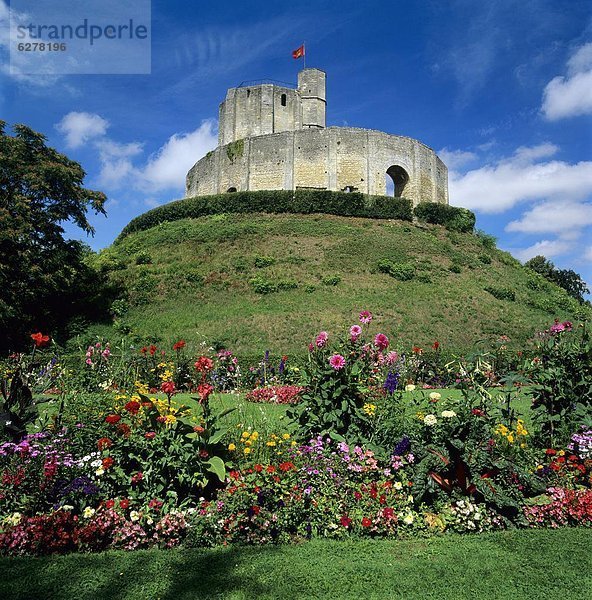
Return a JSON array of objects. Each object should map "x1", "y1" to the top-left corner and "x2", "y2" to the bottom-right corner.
[
  {"x1": 429, "y1": 392, "x2": 441, "y2": 401},
  {"x1": 403, "y1": 513, "x2": 414, "y2": 525},
  {"x1": 441, "y1": 410, "x2": 456, "y2": 419},
  {"x1": 6, "y1": 512, "x2": 22, "y2": 526},
  {"x1": 405, "y1": 384, "x2": 416, "y2": 392},
  {"x1": 60, "y1": 505, "x2": 74, "y2": 511},
  {"x1": 407, "y1": 495, "x2": 414, "y2": 503},
  {"x1": 393, "y1": 481, "x2": 403, "y2": 490},
  {"x1": 91, "y1": 459, "x2": 102, "y2": 468},
  {"x1": 423, "y1": 414, "x2": 437, "y2": 426},
  {"x1": 146, "y1": 517, "x2": 154, "y2": 525},
  {"x1": 130, "y1": 510, "x2": 140, "y2": 522},
  {"x1": 83, "y1": 507, "x2": 96, "y2": 518}
]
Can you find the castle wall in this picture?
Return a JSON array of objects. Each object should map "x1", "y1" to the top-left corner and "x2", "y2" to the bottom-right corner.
[{"x1": 186, "y1": 127, "x2": 449, "y2": 206}]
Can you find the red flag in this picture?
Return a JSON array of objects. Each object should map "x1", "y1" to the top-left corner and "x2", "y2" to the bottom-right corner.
[{"x1": 292, "y1": 44, "x2": 305, "y2": 59}]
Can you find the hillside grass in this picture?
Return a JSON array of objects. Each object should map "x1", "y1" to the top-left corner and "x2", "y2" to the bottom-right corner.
[
  {"x1": 2, "y1": 529, "x2": 590, "y2": 600},
  {"x1": 88, "y1": 212, "x2": 586, "y2": 356}
]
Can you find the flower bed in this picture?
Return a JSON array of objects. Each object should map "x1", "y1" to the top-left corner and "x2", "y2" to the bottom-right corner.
[{"x1": 245, "y1": 385, "x2": 303, "y2": 405}]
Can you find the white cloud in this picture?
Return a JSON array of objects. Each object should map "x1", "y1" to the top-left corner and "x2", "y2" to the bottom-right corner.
[
  {"x1": 584, "y1": 247, "x2": 592, "y2": 262},
  {"x1": 506, "y1": 201, "x2": 592, "y2": 234},
  {"x1": 514, "y1": 239, "x2": 574, "y2": 262},
  {"x1": 438, "y1": 148, "x2": 477, "y2": 170},
  {"x1": 95, "y1": 139, "x2": 143, "y2": 189},
  {"x1": 449, "y1": 144, "x2": 592, "y2": 213},
  {"x1": 138, "y1": 120, "x2": 217, "y2": 191},
  {"x1": 542, "y1": 42, "x2": 592, "y2": 120},
  {"x1": 56, "y1": 112, "x2": 109, "y2": 149}
]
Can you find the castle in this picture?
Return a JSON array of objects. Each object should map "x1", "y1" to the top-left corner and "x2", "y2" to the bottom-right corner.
[{"x1": 185, "y1": 69, "x2": 448, "y2": 206}]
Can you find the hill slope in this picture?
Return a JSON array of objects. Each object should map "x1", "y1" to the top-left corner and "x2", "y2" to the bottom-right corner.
[{"x1": 89, "y1": 212, "x2": 587, "y2": 356}]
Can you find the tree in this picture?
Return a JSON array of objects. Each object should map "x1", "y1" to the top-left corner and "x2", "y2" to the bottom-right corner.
[
  {"x1": 0, "y1": 121, "x2": 109, "y2": 351},
  {"x1": 525, "y1": 255, "x2": 590, "y2": 304}
]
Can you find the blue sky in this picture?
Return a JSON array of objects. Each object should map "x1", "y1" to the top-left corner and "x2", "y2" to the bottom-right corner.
[{"x1": 1, "y1": 0, "x2": 591, "y2": 291}]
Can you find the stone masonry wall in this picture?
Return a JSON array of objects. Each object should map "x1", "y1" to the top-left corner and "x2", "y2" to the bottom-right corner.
[{"x1": 186, "y1": 127, "x2": 449, "y2": 206}]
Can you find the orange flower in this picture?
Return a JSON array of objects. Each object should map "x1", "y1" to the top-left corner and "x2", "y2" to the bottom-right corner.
[{"x1": 31, "y1": 332, "x2": 50, "y2": 347}]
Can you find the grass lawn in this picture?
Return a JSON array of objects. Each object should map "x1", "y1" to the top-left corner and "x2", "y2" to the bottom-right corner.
[{"x1": 1, "y1": 528, "x2": 589, "y2": 599}]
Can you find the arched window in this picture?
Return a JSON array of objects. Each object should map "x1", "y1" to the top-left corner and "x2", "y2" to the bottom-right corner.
[
  {"x1": 227, "y1": 187, "x2": 237, "y2": 193},
  {"x1": 281, "y1": 93, "x2": 287, "y2": 107},
  {"x1": 385, "y1": 165, "x2": 409, "y2": 197}
]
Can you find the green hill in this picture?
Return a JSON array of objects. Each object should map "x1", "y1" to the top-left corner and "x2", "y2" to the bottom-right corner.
[{"x1": 86, "y1": 200, "x2": 588, "y2": 358}]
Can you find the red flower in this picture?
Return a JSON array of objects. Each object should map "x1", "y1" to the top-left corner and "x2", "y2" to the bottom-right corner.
[
  {"x1": 266, "y1": 465, "x2": 276, "y2": 474},
  {"x1": 131, "y1": 472, "x2": 143, "y2": 485},
  {"x1": 197, "y1": 383, "x2": 214, "y2": 403},
  {"x1": 193, "y1": 425, "x2": 205, "y2": 434},
  {"x1": 119, "y1": 498, "x2": 130, "y2": 509},
  {"x1": 156, "y1": 415, "x2": 167, "y2": 423},
  {"x1": 379, "y1": 494, "x2": 386, "y2": 504},
  {"x1": 102, "y1": 457, "x2": 114, "y2": 469},
  {"x1": 199, "y1": 449, "x2": 209, "y2": 459},
  {"x1": 97, "y1": 437, "x2": 112, "y2": 451},
  {"x1": 160, "y1": 381, "x2": 176, "y2": 395},
  {"x1": 105, "y1": 414, "x2": 121, "y2": 425},
  {"x1": 117, "y1": 423, "x2": 131, "y2": 437},
  {"x1": 432, "y1": 341, "x2": 440, "y2": 351},
  {"x1": 105, "y1": 499, "x2": 115, "y2": 509},
  {"x1": 124, "y1": 400, "x2": 141, "y2": 415},
  {"x1": 194, "y1": 356, "x2": 214, "y2": 372},
  {"x1": 251, "y1": 506, "x2": 260, "y2": 516},
  {"x1": 472, "y1": 409, "x2": 485, "y2": 417},
  {"x1": 43, "y1": 460, "x2": 58, "y2": 478},
  {"x1": 546, "y1": 449, "x2": 557, "y2": 456},
  {"x1": 279, "y1": 461, "x2": 295, "y2": 472},
  {"x1": 383, "y1": 507, "x2": 395, "y2": 520},
  {"x1": 412, "y1": 346, "x2": 423, "y2": 355},
  {"x1": 361, "y1": 517, "x2": 372, "y2": 527},
  {"x1": 354, "y1": 491, "x2": 362, "y2": 501},
  {"x1": 148, "y1": 498, "x2": 163, "y2": 510},
  {"x1": 140, "y1": 347, "x2": 148, "y2": 354},
  {"x1": 254, "y1": 464, "x2": 263, "y2": 473},
  {"x1": 149, "y1": 345, "x2": 157, "y2": 356},
  {"x1": 340, "y1": 515, "x2": 352, "y2": 528},
  {"x1": 173, "y1": 340, "x2": 186, "y2": 351},
  {"x1": 31, "y1": 332, "x2": 50, "y2": 347},
  {"x1": 228, "y1": 470, "x2": 241, "y2": 480},
  {"x1": 145, "y1": 431, "x2": 156, "y2": 439}
]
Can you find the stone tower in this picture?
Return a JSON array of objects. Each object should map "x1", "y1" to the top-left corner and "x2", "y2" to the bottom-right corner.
[
  {"x1": 298, "y1": 68, "x2": 326, "y2": 129},
  {"x1": 186, "y1": 68, "x2": 449, "y2": 206}
]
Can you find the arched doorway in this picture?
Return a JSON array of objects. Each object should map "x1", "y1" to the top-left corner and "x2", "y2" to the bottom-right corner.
[
  {"x1": 227, "y1": 187, "x2": 237, "y2": 193},
  {"x1": 385, "y1": 165, "x2": 409, "y2": 197}
]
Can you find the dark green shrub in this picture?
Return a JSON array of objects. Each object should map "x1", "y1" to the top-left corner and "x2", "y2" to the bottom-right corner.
[
  {"x1": 378, "y1": 260, "x2": 415, "y2": 281},
  {"x1": 475, "y1": 229, "x2": 497, "y2": 250},
  {"x1": 414, "y1": 203, "x2": 476, "y2": 233},
  {"x1": 116, "y1": 190, "x2": 414, "y2": 240},
  {"x1": 478, "y1": 254, "x2": 492, "y2": 265},
  {"x1": 135, "y1": 250, "x2": 152, "y2": 265},
  {"x1": 254, "y1": 255, "x2": 275, "y2": 268},
  {"x1": 449, "y1": 264, "x2": 462, "y2": 274},
  {"x1": 484, "y1": 286, "x2": 516, "y2": 302},
  {"x1": 249, "y1": 276, "x2": 276, "y2": 294},
  {"x1": 276, "y1": 279, "x2": 298, "y2": 291},
  {"x1": 321, "y1": 275, "x2": 341, "y2": 286},
  {"x1": 185, "y1": 270, "x2": 204, "y2": 284}
]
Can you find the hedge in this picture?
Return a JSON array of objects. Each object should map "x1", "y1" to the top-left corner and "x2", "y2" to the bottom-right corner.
[
  {"x1": 116, "y1": 190, "x2": 414, "y2": 240},
  {"x1": 413, "y1": 203, "x2": 476, "y2": 233}
]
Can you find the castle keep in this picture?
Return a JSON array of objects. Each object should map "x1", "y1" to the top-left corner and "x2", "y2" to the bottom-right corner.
[{"x1": 185, "y1": 69, "x2": 448, "y2": 205}]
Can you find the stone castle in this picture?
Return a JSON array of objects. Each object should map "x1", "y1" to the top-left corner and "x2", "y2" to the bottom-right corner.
[{"x1": 185, "y1": 68, "x2": 448, "y2": 206}]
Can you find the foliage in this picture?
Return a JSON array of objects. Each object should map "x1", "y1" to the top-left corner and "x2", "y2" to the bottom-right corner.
[
  {"x1": 377, "y1": 260, "x2": 415, "y2": 281},
  {"x1": 484, "y1": 286, "x2": 516, "y2": 302},
  {"x1": 526, "y1": 255, "x2": 590, "y2": 304},
  {"x1": 413, "y1": 203, "x2": 476, "y2": 233},
  {"x1": 0, "y1": 121, "x2": 110, "y2": 351},
  {"x1": 527, "y1": 321, "x2": 592, "y2": 447},
  {"x1": 116, "y1": 190, "x2": 413, "y2": 239}
]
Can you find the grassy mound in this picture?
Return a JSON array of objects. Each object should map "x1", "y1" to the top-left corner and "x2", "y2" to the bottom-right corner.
[{"x1": 88, "y1": 210, "x2": 588, "y2": 356}]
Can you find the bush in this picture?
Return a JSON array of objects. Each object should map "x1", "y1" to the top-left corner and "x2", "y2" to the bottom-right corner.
[
  {"x1": 321, "y1": 275, "x2": 341, "y2": 286},
  {"x1": 414, "y1": 203, "x2": 476, "y2": 233},
  {"x1": 378, "y1": 260, "x2": 415, "y2": 281},
  {"x1": 484, "y1": 286, "x2": 516, "y2": 302},
  {"x1": 116, "y1": 190, "x2": 414, "y2": 240},
  {"x1": 254, "y1": 256, "x2": 275, "y2": 268}
]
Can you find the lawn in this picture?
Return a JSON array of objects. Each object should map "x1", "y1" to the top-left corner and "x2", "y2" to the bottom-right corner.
[{"x1": 1, "y1": 528, "x2": 589, "y2": 599}]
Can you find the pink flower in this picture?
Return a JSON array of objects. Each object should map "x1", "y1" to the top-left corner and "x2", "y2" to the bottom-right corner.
[
  {"x1": 359, "y1": 310, "x2": 373, "y2": 324},
  {"x1": 385, "y1": 350, "x2": 398, "y2": 364},
  {"x1": 329, "y1": 354, "x2": 346, "y2": 370},
  {"x1": 374, "y1": 333, "x2": 389, "y2": 351},
  {"x1": 315, "y1": 331, "x2": 329, "y2": 348},
  {"x1": 349, "y1": 325, "x2": 362, "y2": 342}
]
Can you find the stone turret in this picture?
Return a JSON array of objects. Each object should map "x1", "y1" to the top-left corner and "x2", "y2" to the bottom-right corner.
[{"x1": 298, "y1": 68, "x2": 326, "y2": 129}]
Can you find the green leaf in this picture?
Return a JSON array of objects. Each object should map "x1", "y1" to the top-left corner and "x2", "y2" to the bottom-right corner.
[{"x1": 205, "y1": 456, "x2": 226, "y2": 482}]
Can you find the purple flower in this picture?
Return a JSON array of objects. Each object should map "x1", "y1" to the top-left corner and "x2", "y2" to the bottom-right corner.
[{"x1": 383, "y1": 371, "x2": 399, "y2": 394}]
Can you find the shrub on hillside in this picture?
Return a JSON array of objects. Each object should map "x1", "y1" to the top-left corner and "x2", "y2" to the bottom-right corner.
[
  {"x1": 485, "y1": 286, "x2": 516, "y2": 302},
  {"x1": 116, "y1": 190, "x2": 413, "y2": 239},
  {"x1": 414, "y1": 203, "x2": 476, "y2": 233},
  {"x1": 378, "y1": 260, "x2": 415, "y2": 281}
]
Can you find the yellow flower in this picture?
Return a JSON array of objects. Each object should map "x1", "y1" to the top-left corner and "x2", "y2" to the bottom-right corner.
[
  {"x1": 241, "y1": 431, "x2": 250, "y2": 439},
  {"x1": 228, "y1": 443, "x2": 236, "y2": 451},
  {"x1": 250, "y1": 431, "x2": 259, "y2": 441},
  {"x1": 282, "y1": 433, "x2": 291, "y2": 440},
  {"x1": 558, "y1": 450, "x2": 565, "y2": 457},
  {"x1": 507, "y1": 433, "x2": 515, "y2": 444},
  {"x1": 266, "y1": 441, "x2": 277, "y2": 447},
  {"x1": 243, "y1": 447, "x2": 251, "y2": 455},
  {"x1": 244, "y1": 440, "x2": 252, "y2": 447},
  {"x1": 291, "y1": 441, "x2": 297, "y2": 447},
  {"x1": 363, "y1": 403, "x2": 377, "y2": 417},
  {"x1": 164, "y1": 414, "x2": 177, "y2": 425}
]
